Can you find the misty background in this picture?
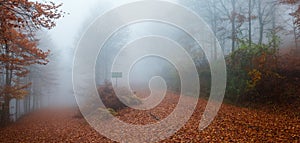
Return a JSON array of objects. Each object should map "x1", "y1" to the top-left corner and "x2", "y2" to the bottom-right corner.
[{"x1": 18, "y1": 0, "x2": 297, "y2": 110}]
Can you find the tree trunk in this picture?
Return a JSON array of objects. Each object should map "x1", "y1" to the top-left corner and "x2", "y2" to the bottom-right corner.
[
  {"x1": 16, "y1": 99, "x2": 19, "y2": 119},
  {"x1": 1, "y1": 42, "x2": 12, "y2": 126},
  {"x1": 213, "y1": 3, "x2": 217, "y2": 60},
  {"x1": 231, "y1": 0, "x2": 237, "y2": 52},
  {"x1": 33, "y1": 94, "x2": 36, "y2": 110},
  {"x1": 272, "y1": 5, "x2": 277, "y2": 49},
  {"x1": 258, "y1": 0, "x2": 264, "y2": 45},
  {"x1": 293, "y1": 21, "x2": 299, "y2": 50},
  {"x1": 1, "y1": 95, "x2": 10, "y2": 126},
  {"x1": 248, "y1": 0, "x2": 252, "y2": 47}
]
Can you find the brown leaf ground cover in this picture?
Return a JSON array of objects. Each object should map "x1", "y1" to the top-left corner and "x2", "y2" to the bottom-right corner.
[
  {"x1": 1, "y1": 48, "x2": 299, "y2": 143},
  {"x1": 0, "y1": 92, "x2": 299, "y2": 143}
]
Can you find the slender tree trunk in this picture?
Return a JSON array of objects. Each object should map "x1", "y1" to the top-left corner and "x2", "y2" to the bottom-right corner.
[
  {"x1": 292, "y1": 19, "x2": 299, "y2": 50},
  {"x1": 16, "y1": 99, "x2": 19, "y2": 119},
  {"x1": 2, "y1": 94, "x2": 10, "y2": 125},
  {"x1": 2, "y1": 42, "x2": 11, "y2": 125},
  {"x1": 231, "y1": 0, "x2": 237, "y2": 52},
  {"x1": 271, "y1": 4, "x2": 277, "y2": 49},
  {"x1": 23, "y1": 95, "x2": 27, "y2": 114},
  {"x1": 249, "y1": 0, "x2": 252, "y2": 47},
  {"x1": 33, "y1": 94, "x2": 36, "y2": 110},
  {"x1": 25, "y1": 96, "x2": 28, "y2": 113},
  {"x1": 258, "y1": 0, "x2": 264, "y2": 44},
  {"x1": 26, "y1": 96, "x2": 29, "y2": 113},
  {"x1": 28, "y1": 95, "x2": 31, "y2": 112},
  {"x1": 213, "y1": 3, "x2": 217, "y2": 60},
  {"x1": 31, "y1": 73, "x2": 35, "y2": 110}
]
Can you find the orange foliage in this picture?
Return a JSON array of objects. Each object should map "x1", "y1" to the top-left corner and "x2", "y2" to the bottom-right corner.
[{"x1": 0, "y1": 1, "x2": 63, "y2": 106}]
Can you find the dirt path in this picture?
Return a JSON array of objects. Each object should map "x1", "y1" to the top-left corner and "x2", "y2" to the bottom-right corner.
[{"x1": 0, "y1": 93, "x2": 299, "y2": 142}]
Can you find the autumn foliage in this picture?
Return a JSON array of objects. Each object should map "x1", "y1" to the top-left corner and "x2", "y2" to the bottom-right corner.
[{"x1": 0, "y1": 0, "x2": 63, "y2": 125}]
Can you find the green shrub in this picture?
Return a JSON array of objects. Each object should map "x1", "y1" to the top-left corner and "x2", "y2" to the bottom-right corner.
[{"x1": 226, "y1": 38, "x2": 283, "y2": 104}]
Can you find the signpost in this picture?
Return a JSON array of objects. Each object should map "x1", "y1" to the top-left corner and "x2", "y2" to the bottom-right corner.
[{"x1": 112, "y1": 72, "x2": 122, "y2": 87}]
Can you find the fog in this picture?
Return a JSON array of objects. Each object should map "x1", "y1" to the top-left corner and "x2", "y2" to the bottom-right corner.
[
  {"x1": 44, "y1": 0, "x2": 196, "y2": 106},
  {"x1": 33, "y1": 0, "x2": 297, "y2": 107},
  {"x1": 2, "y1": 1, "x2": 300, "y2": 142}
]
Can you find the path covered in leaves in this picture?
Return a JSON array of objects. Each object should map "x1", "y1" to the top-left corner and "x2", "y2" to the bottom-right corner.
[{"x1": 0, "y1": 93, "x2": 299, "y2": 142}]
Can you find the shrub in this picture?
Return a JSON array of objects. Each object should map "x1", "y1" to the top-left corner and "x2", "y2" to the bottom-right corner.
[
  {"x1": 97, "y1": 81, "x2": 141, "y2": 110},
  {"x1": 226, "y1": 39, "x2": 284, "y2": 104}
]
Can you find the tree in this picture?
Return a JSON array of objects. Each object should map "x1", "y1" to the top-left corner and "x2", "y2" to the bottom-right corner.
[
  {"x1": 217, "y1": 0, "x2": 247, "y2": 52},
  {"x1": 282, "y1": 0, "x2": 300, "y2": 52},
  {"x1": 257, "y1": 0, "x2": 274, "y2": 45},
  {"x1": 0, "y1": 0, "x2": 63, "y2": 125},
  {"x1": 248, "y1": 0, "x2": 254, "y2": 47},
  {"x1": 206, "y1": 0, "x2": 223, "y2": 59},
  {"x1": 230, "y1": 0, "x2": 237, "y2": 52},
  {"x1": 282, "y1": 0, "x2": 300, "y2": 28}
]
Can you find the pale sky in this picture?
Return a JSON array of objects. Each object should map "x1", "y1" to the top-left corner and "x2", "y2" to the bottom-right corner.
[{"x1": 48, "y1": 0, "x2": 148, "y2": 49}]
